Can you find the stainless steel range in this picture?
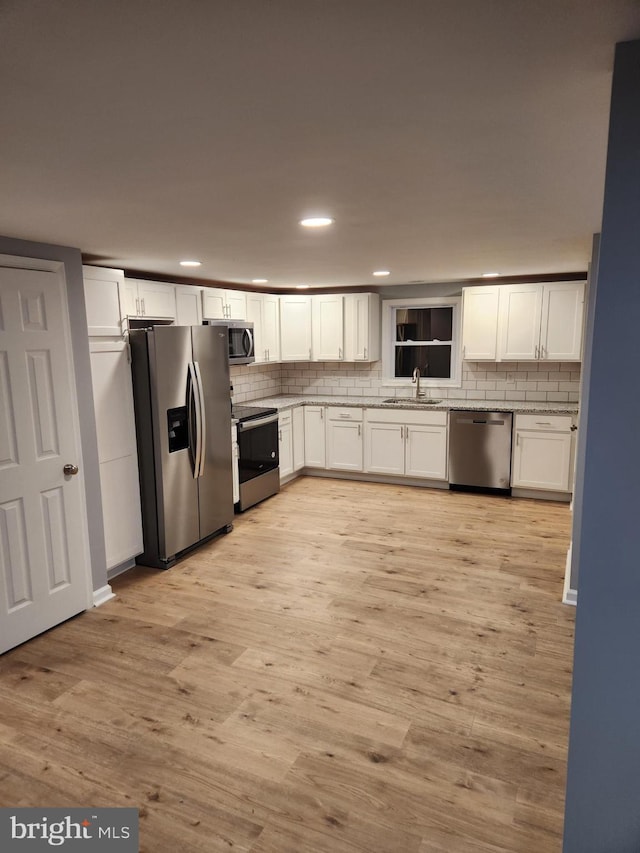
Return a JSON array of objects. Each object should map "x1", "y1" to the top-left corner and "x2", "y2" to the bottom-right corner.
[{"x1": 233, "y1": 405, "x2": 280, "y2": 511}]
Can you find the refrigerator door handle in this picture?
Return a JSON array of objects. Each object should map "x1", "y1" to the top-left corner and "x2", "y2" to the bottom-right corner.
[
  {"x1": 188, "y1": 361, "x2": 204, "y2": 478},
  {"x1": 193, "y1": 360, "x2": 207, "y2": 477}
]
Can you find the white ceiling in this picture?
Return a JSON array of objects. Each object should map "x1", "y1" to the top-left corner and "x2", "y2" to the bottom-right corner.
[{"x1": 1, "y1": 1, "x2": 640, "y2": 289}]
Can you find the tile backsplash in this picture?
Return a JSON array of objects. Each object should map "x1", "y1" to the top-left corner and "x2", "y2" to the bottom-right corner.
[{"x1": 232, "y1": 360, "x2": 581, "y2": 404}]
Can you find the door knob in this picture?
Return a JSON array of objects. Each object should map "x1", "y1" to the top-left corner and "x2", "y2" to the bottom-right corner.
[{"x1": 63, "y1": 464, "x2": 79, "y2": 476}]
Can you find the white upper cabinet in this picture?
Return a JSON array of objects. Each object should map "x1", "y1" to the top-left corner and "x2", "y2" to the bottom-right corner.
[
  {"x1": 83, "y1": 265, "x2": 124, "y2": 336},
  {"x1": 498, "y1": 281, "x2": 585, "y2": 362},
  {"x1": 461, "y1": 285, "x2": 500, "y2": 360},
  {"x1": 540, "y1": 281, "x2": 586, "y2": 361},
  {"x1": 246, "y1": 292, "x2": 280, "y2": 363},
  {"x1": 175, "y1": 285, "x2": 203, "y2": 326},
  {"x1": 498, "y1": 283, "x2": 544, "y2": 361},
  {"x1": 262, "y1": 293, "x2": 281, "y2": 363},
  {"x1": 280, "y1": 295, "x2": 312, "y2": 361},
  {"x1": 123, "y1": 278, "x2": 176, "y2": 320},
  {"x1": 202, "y1": 287, "x2": 226, "y2": 319},
  {"x1": 312, "y1": 294, "x2": 344, "y2": 360},
  {"x1": 202, "y1": 288, "x2": 247, "y2": 320},
  {"x1": 344, "y1": 293, "x2": 380, "y2": 362}
]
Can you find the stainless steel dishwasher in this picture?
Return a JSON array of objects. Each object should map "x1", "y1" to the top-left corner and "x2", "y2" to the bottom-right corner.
[{"x1": 448, "y1": 410, "x2": 513, "y2": 491}]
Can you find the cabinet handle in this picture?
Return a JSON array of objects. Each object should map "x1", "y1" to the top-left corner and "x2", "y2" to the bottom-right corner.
[
  {"x1": 339, "y1": 347, "x2": 342, "y2": 359},
  {"x1": 463, "y1": 345, "x2": 466, "y2": 359},
  {"x1": 279, "y1": 429, "x2": 282, "y2": 441},
  {"x1": 364, "y1": 347, "x2": 367, "y2": 360},
  {"x1": 320, "y1": 408, "x2": 324, "y2": 420},
  {"x1": 358, "y1": 424, "x2": 361, "y2": 436},
  {"x1": 141, "y1": 298, "x2": 146, "y2": 316},
  {"x1": 541, "y1": 345, "x2": 546, "y2": 359},
  {"x1": 516, "y1": 433, "x2": 520, "y2": 446},
  {"x1": 400, "y1": 426, "x2": 403, "y2": 439},
  {"x1": 535, "y1": 344, "x2": 539, "y2": 359},
  {"x1": 309, "y1": 348, "x2": 312, "y2": 360},
  {"x1": 535, "y1": 421, "x2": 552, "y2": 425},
  {"x1": 135, "y1": 297, "x2": 140, "y2": 315}
]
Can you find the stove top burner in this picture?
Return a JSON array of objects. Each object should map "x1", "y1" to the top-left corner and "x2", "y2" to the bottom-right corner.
[{"x1": 233, "y1": 405, "x2": 278, "y2": 423}]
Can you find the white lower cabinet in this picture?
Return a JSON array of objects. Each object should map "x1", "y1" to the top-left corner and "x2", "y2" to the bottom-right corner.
[
  {"x1": 326, "y1": 408, "x2": 363, "y2": 472},
  {"x1": 304, "y1": 406, "x2": 326, "y2": 468},
  {"x1": 279, "y1": 411, "x2": 294, "y2": 479},
  {"x1": 88, "y1": 340, "x2": 143, "y2": 570},
  {"x1": 364, "y1": 408, "x2": 448, "y2": 480},
  {"x1": 293, "y1": 406, "x2": 305, "y2": 471},
  {"x1": 511, "y1": 413, "x2": 574, "y2": 491}
]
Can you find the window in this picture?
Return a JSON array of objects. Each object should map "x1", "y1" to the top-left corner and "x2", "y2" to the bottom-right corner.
[{"x1": 382, "y1": 296, "x2": 461, "y2": 387}]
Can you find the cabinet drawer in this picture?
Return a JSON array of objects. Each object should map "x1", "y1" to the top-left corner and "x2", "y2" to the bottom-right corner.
[
  {"x1": 366, "y1": 407, "x2": 447, "y2": 426},
  {"x1": 515, "y1": 413, "x2": 573, "y2": 432},
  {"x1": 278, "y1": 410, "x2": 292, "y2": 427},
  {"x1": 326, "y1": 406, "x2": 363, "y2": 422}
]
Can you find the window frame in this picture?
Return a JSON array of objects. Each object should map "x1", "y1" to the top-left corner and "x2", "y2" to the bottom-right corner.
[{"x1": 381, "y1": 295, "x2": 462, "y2": 388}]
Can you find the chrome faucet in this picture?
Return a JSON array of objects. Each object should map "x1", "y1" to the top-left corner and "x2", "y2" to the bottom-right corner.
[{"x1": 412, "y1": 366, "x2": 423, "y2": 398}]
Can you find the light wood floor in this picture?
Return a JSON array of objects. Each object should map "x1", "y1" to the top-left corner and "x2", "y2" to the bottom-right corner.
[{"x1": 0, "y1": 477, "x2": 575, "y2": 852}]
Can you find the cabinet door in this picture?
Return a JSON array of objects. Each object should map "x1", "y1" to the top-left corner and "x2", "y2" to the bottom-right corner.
[
  {"x1": 175, "y1": 286, "x2": 203, "y2": 326},
  {"x1": 246, "y1": 293, "x2": 266, "y2": 362},
  {"x1": 292, "y1": 406, "x2": 305, "y2": 470},
  {"x1": 122, "y1": 279, "x2": 140, "y2": 317},
  {"x1": 304, "y1": 406, "x2": 326, "y2": 467},
  {"x1": 364, "y1": 421, "x2": 405, "y2": 475},
  {"x1": 280, "y1": 295, "x2": 312, "y2": 361},
  {"x1": 262, "y1": 294, "x2": 281, "y2": 362},
  {"x1": 540, "y1": 282, "x2": 585, "y2": 361},
  {"x1": 344, "y1": 293, "x2": 380, "y2": 361},
  {"x1": 327, "y1": 420, "x2": 363, "y2": 471},
  {"x1": 512, "y1": 430, "x2": 573, "y2": 491},
  {"x1": 202, "y1": 288, "x2": 227, "y2": 319},
  {"x1": 225, "y1": 290, "x2": 247, "y2": 320},
  {"x1": 498, "y1": 284, "x2": 543, "y2": 360},
  {"x1": 405, "y1": 424, "x2": 448, "y2": 480},
  {"x1": 89, "y1": 340, "x2": 143, "y2": 569},
  {"x1": 137, "y1": 280, "x2": 176, "y2": 319},
  {"x1": 461, "y1": 286, "x2": 500, "y2": 360},
  {"x1": 279, "y1": 417, "x2": 294, "y2": 478},
  {"x1": 312, "y1": 294, "x2": 344, "y2": 360},
  {"x1": 83, "y1": 266, "x2": 124, "y2": 336}
]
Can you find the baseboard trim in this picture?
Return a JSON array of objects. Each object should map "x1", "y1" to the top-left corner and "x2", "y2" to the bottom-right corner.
[
  {"x1": 511, "y1": 487, "x2": 571, "y2": 503},
  {"x1": 302, "y1": 468, "x2": 449, "y2": 490},
  {"x1": 107, "y1": 558, "x2": 137, "y2": 581},
  {"x1": 92, "y1": 584, "x2": 116, "y2": 607}
]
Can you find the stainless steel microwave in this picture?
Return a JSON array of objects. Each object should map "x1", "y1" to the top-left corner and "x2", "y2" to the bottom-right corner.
[{"x1": 204, "y1": 320, "x2": 255, "y2": 364}]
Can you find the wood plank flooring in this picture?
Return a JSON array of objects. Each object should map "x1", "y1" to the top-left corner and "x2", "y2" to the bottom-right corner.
[{"x1": 0, "y1": 477, "x2": 575, "y2": 852}]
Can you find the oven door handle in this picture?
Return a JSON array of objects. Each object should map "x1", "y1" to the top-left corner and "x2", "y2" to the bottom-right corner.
[{"x1": 237, "y1": 413, "x2": 279, "y2": 432}]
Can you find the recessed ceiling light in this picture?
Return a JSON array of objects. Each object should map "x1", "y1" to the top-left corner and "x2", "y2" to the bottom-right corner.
[
  {"x1": 482, "y1": 272, "x2": 500, "y2": 278},
  {"x1": 252, "y1": 278, "x2": 268, "y2": 284},
  {"x1": 299, "y1": 217, "x2": 334, "y2": 228},
  {"x1": 180, "y1": 260, "x2": 202, "y2": 267},
  {"x1": 296, "y1": 284, "x2": 310, "y2": 289},
  {"x1": 373, "y1": 270, "x2": 390, "y2": 277}
]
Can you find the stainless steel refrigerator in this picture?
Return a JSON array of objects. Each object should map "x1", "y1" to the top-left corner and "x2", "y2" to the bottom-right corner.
[{"x1": 129, "y1": 325, "x2": 234, "y2": 568}]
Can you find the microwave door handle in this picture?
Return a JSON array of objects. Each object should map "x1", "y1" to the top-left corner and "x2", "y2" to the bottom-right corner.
[
  {"x1": 244, "y1": 327, "x2": 253, "y2": 357},
  {"x1": 187, "y1": 362, "x2": 199, "y2": 478},
  {"x1": 193, "y1": 361, "x2": 206, "y2": 477}
]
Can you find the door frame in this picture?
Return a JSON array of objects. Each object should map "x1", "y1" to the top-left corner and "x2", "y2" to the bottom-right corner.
[{"x1": 0, "y1": 252, "x2": 94, "y2": 611}]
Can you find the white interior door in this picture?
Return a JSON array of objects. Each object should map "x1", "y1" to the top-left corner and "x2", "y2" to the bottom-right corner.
[{"x1": 0, "y1": 265, "x2": 91, "y2": 654}]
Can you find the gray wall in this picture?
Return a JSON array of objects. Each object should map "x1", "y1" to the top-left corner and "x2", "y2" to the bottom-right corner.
[
  {"x1": 568, "y1": 233, "x2": 600, "y2": 591},
  {"x1": 0, "y1": 236, "x2": 107, "y2": 594},
  {"x1": 564, "y1": 40, "x2": 640, "y2": 852}
]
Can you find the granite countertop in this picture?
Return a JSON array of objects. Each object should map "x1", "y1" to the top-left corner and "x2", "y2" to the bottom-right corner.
[{"x1": 244, "y1": 394, "x2": 578, "y2": 415}]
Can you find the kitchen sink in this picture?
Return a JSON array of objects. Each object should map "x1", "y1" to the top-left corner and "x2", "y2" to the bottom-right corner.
[{"x1": 383, "y1": 397, "x2": 442, "y2": 405}]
